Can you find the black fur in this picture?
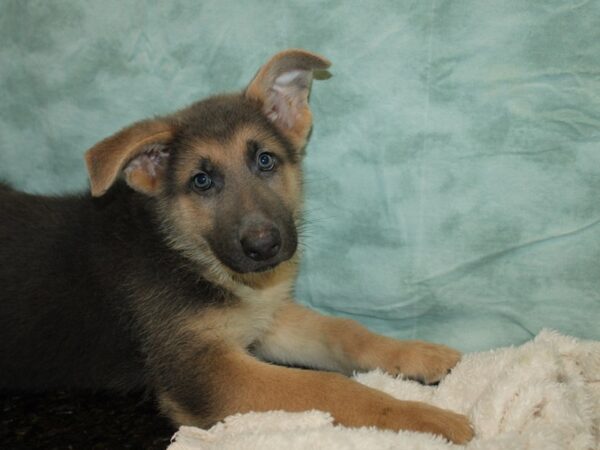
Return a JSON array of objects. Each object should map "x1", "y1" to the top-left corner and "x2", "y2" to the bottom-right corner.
[{"x1": 0, "y1": 180, "x2": 227, "y2": 395}]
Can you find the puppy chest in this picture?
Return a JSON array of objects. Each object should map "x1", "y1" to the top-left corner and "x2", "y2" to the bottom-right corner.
[
  {"x1": 228, "y1": 296, "x2": 285, "y2": 347},
  {"x1": 188, "y1": 285, "x2": 289, "y2": 348}
]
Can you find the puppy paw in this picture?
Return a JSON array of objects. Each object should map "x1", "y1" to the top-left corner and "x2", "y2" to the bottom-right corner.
[
  {"x1": 376, "y1": 402, "x2": 474, "y2": 445},
  {"x1": 420, "y1": 405, "x2": 474, "y2": 445},
  {"x1": 380, "y1": 340, "x2": 462, "y2": 384}
]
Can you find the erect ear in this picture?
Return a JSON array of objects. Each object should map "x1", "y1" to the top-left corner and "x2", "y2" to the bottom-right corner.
[
  {"x1": 245, "y1": 49, "x2": 330, "y2": 148},
  {"x1": 84, "y1": 119, "x2": 175, "y2": 197}
]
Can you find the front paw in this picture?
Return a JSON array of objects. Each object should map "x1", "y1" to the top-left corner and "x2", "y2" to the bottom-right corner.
[
  {"x1": 375, "y1": 401, "x2": 474, "y2": 444},
  {"x1": 381, "y1": 340, "x2": 461, "y2": 384},
  {"x1": 412, "y1": 403, "x2": 474, "y2": 444}
]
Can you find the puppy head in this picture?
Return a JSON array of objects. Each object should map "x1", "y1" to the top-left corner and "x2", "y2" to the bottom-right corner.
[{"x1": 85, "y1": 49, "x2": 330, "y2": 277}]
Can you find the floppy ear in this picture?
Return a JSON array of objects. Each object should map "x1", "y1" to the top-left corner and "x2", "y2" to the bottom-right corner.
[
  {"x1": 84, "y1": 119, "x2": 175, "y2": 197},
  {"x1": 245, "y1": 49, "x2": 330, "y2": 148}
]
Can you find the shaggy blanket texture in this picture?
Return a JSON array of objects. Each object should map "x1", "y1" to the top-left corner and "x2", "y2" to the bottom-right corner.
[{"x1": 167, "y1": 331, "x2": 600, "y2": 450}]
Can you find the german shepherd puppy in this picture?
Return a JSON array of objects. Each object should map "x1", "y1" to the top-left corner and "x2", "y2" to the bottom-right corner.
[{"x1": 0, "y1": 50, "x2": 473, "y2": 444}]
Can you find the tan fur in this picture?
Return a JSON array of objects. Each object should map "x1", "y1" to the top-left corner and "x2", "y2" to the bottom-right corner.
[
  {"x1": 125, "y1": 164, "x2": 161, "y2": 195},
  {"x1": 178, "y1": 287, "x2": 471, "y2": 443},
  {"x1": 254, "y1": 302, "x2": 460, "y2": 383},
  {"x1": 183, "y1": 273, "x2": 294, "y2": 349},
  {"x1": 164, "y1": 348, "x2": 473, "y2": 444}
]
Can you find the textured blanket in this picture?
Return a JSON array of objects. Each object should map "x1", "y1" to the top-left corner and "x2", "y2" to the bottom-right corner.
[{"x1": 167, "y1": 331, "x2": 600, "y2": 449}]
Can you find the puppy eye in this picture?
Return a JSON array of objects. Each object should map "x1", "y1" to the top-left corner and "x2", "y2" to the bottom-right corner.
[
  {"x1": 191, "y1": 172, "x2": 212, "y2": 191},
  {"x1": 257, "y1": 152, "x2": 275, "y2": 171}
]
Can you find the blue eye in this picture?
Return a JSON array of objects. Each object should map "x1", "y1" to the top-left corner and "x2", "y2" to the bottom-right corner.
[
  {"x1": 257, "y1": 152, "x2": 275, "y2": 171},
  {"x1": 191, "y1": 172, "x2": 212, "y2": 191}
]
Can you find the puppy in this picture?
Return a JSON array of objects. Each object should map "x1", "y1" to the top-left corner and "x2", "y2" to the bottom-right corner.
[{"x1": 0, "y1": 49, "x2": 473, "y2": 444}]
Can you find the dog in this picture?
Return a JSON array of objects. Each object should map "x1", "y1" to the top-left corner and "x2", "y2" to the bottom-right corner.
[{"x1": 0, "y1": 49, "x2": 473, "y2": 444}]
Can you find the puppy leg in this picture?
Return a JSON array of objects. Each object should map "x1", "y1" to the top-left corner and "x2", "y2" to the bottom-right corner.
[
  {"x1": 158, "y1": 348, "x2": 473, "y2": 444},
  {"x1": 255, "y1": 301, "x2": 461, "y2": 384}
]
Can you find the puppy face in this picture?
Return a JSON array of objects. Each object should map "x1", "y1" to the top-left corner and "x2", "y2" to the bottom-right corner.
[
  {"x1": 84, "y1": 50, "x2": 330, "y2": 277},
  {"x1": 159, "y1": 96, "x2": 302, "y2": 274}
]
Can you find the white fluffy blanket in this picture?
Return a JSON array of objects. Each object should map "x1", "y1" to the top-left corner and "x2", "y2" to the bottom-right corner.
[{"x1": 168, "y1": 331, "x2": 600, "y2": 450}]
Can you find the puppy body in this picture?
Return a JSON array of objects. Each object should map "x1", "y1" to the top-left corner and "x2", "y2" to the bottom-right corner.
[
  {"x1": 0, "y1": 50, "x2": 473, "y2": 444},
  {"x1": 0, "y1": 181, "x2": 173, "y2": 391}
]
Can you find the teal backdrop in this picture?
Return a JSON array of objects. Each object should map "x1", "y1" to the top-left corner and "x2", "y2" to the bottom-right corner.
[{"x1": 1, "y1": 1, "x2": 599, "y2": 351}]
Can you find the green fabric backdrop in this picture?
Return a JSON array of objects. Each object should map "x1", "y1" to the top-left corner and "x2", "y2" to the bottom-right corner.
[{"x1": 1, "y1": 0, "x2": 599, "y2": 351}]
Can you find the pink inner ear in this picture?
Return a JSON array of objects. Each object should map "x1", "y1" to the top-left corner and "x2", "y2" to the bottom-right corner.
[
  {"x1": 123, "y1": 144, "x2": 169, "y2": 178},
  {"x1": 264, "y1": 70, "x2": 312, "y2": 130}
]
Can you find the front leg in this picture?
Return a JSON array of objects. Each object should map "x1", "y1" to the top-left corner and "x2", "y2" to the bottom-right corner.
[
  {"x1": 157, "y1": 344, "x2": 473, "y2": 444},
  {"x1": 254, "y1": 301, "x2": 461, "y2": 384}
]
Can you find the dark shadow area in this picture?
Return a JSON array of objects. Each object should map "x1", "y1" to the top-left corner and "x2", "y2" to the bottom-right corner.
[{"x1": 1, "y1": 390, "x2": 173, "y2": 449}]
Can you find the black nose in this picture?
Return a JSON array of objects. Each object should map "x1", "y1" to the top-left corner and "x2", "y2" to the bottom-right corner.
[{"x1": 240, "y1": 224, "x2": 281, "y2": 261}]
